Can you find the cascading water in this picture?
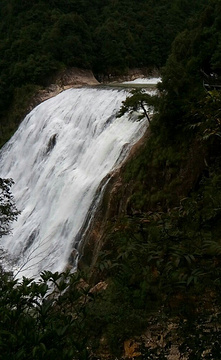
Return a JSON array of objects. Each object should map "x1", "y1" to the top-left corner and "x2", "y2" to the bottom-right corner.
[{"x1": 0, "y1": 87, "x2": 147, "y2": 278}]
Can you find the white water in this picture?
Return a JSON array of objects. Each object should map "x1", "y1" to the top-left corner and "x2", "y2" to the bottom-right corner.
[
  {"x1": 0, "y1": 87, "x2": 146, "y2": 278},
  {"x1": 123, "y1": 77, "x2": 162, "y2": 84}
]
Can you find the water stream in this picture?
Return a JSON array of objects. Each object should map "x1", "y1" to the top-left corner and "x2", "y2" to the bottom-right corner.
[{"x1": 0, "y1": 87, "x2": 147, "y2": 278}]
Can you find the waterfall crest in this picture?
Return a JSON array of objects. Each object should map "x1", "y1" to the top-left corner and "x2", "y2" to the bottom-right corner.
[{"x1": 0, "y1": 87, "x2": 146, "y2": 278}]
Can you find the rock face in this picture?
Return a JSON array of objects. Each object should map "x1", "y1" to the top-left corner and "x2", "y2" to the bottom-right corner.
[
  {"x1": 55, "y1": 67, "x2": 100, "y2": 87},
  {"x1": 28, "y1": 66, "x2": 158, "y2": 113},
  {"x1": 96, "y1": 67, "x2": 160, "y2": 83},
  {"x1": 78, "y1": 130, "x2": 150, "y2": 275},
  {"x1": 28, "y1": 67, "x2": 99, "y2": 112},
  {"x1": 124, "y1": 339, "x2": 141, "y2": 359}
]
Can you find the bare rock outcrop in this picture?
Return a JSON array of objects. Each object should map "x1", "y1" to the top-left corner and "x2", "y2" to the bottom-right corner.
[{"x1": 28, "y1": 67, "x2": 99, "y2": 112}]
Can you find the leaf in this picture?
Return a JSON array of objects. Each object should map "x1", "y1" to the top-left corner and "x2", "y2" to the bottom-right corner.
[
  {"x1": 187, "y1": 275, "x2": 194, "y2": 286},
  {"x1": 56, "y1": 324, "x2": 69, "y2": 337},
  {"x1": 184, "y1": 254, "x2": 195, "y2": 265}
]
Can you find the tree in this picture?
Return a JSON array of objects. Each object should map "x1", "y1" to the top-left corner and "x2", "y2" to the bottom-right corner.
[
  {"x1": 155, "y1": 0, "x2": 221, "y2": 136},
  {"x1": 0, "y1": 178, "x2": 20, "y2": 238},
  {"x1": 0, "y1": 270, "x2": 95, "y2": 360},
  {"x1": 117, "y1": 89, "x2": 157, "y2": 125}
]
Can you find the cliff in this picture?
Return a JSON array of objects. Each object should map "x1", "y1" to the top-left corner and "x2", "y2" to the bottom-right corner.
[
  {"x1": 27, "y1": 67, "x2": 99, "y2": 113},
  {"x1": 78, "y1": 129, "x2": 151, "y2": 274},
  {"x1": 78, "y1": 131, "x2": 207, "y2": 279}
]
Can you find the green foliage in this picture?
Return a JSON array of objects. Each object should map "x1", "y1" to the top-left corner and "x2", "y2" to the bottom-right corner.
[
  {"x1": 92, "y1": 169, "x2": 221, "y2": 356},
  {"x1": 189, "y1": 90, "x2": 221, "y2": 142},
  {"x1": 0, "y1": 269, "x2": 97, "y2": 360},
  {"x1": 107, "y1": 3, "x2": 221, "y2": 345},
  {"x1": 117, "y1": 89, "x2": 157, "y2": 124},
  {"x1": 155, "y1": 0, "x2": 221, "y2": 137},
  {"x1": 0, "y1": 178, "x2": 20, "y2": 238}
]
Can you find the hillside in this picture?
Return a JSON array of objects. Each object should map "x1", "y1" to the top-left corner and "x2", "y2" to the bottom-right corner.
[{"x1": 79, "y1": 1, "x2": 221, "y2": 357}]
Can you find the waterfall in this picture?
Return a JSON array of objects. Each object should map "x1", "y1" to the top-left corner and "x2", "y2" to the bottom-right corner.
[{"x1": 0, "y1": 87, "x2": 146, "y2": 278}]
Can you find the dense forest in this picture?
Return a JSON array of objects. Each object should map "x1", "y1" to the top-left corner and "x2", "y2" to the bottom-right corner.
[{"x1": 1, "y1": 0, "x2": 221, "y2": 359}]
